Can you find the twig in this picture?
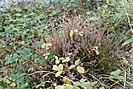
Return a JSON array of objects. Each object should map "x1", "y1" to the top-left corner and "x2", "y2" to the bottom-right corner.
[
  {"x1": 27, "y1": 70, "x2": 75, "y2": 84},
  {"x1": 109, "y1": 79, "x2": 123, "y2": 88},
  {"x1": 13, "y1": 60, "x2": 30, "y2": 73},
  {"x1": 88, "y1": 73, "x2": 105, "y2": 87},
  {"x1": 27, "y1": 71, "x2": 48, "y2": 76}
]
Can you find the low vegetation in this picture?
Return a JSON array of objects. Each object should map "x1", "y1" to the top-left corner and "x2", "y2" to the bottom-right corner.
[{"x1": 0, "y1": 0, "x2": 133, "y2": 89}]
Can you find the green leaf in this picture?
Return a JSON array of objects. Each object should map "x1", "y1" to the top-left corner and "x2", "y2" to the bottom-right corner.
[
  {"x1": 0, "y1": 78, "x2": 3, "y2": 81},
  {"x1": 5, "y1": 53, "x2": 18, "y2": 64},
  {"x1": 90, "y1": 81, "x2": 98, "y2": 86},
  {"x1": 73, "y1": 82, "x2": 80, "y2": 86},
  {"x1": 0, "y1": 25, "x2": 3, "y2": 31},
  {"x1": 109, "y1": 69, "x2": 125, "y2": 80},
  {"x1": 110, "y1": 69, "x2": 120, "y2": 76},
  {"x1": 16, "y1": 78, "x2": 24, "y2": 83},
  {"x1": 84, "y1": 86, "x2": 92, "y2": 89},
  {"x1": 122, "y1": 37, "x2": 133, "y2": 46},
  {"x1": 76, "y1": 66, "x2": 85, "y2": 73},
  {"x1": 20, "y1": 48, "x2": 31, "y2": 55},
  {"x1": 16, "y1": 8, "x2": 22, "y2": 12},
  {"x1": 17, "y1": 73, "x2": 26, "y2": 79},
  {"x1": 16, "y1": 13, "x2": 22, "y2": 17},
  {"x1": 80, "y1": 79, "x2": 86, "y2": 84},
  {"x1": 10, "y1": 73, "x2": 25, "y2": 83},
  {"x1": 19, "y1": 48, "x2": 31, "y2": 58},
  {"x1": 0, "y1": 86, "x2": 4, "y2": 89},
  {"x1": 116, "y1": 76, "x2": 125, "y2": 80},
  {"x1": 21, "y1": 83, "x2": 28, "y2": 88},
  {"x1": 48, "y1": 53, "x2": 54, "y2": 60},
  {"x1": 10, "y1": 82, "x2": 16, "y2": 87},
  {"x1": 3, "y1": 79, "x2": 10, "y2": 84}
]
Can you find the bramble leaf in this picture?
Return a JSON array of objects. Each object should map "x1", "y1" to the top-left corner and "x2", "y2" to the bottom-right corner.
[{"x1": 77, "y1": 66, "x2": 85, "y2": 73}]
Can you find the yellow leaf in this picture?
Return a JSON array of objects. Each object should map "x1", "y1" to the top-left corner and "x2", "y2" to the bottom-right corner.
[
  {"x1": 130, "y1": 48, "x2": 133, "y2": 52},
  {"x1": 122, "y1": 57, "x2": 128, "y2": 65},
  {"x1": 59, "y1": 57, "x2": 65, "y2": 60},
  {"x1": 53, "y1": 83, "x2": 57, "y2": 86},
  {"x1": 28, "y1": 68, "x2": 34, "y2": 73},
  {"x1": 56, "y1": 59, "x2": 60, "y2": 64},
  {"x1": 74, "y1": 29, "x2": 78, "y2": 33},
  {"x1": 46, "y1": 53, "x2": 50, "y2": 56},
  {"x1": 41, "y1": 43, "x2": 52, "y2": 48},
  {"x1": 55, "y1": 56, "x2": 58, "y2": 60},
  {"x1": 46, "y1": 43, "x2": 52, "y2": 46},
  {"x1": 76, "y1": 66, "x2": 85, "y2": 73},
  {"x1": 52, "y1": 65, "x2": 58, "y2": 71},
  {"x1": 43, "y1": 54, "x2": 46, "y2": 56},
  {"x1": 55, "y1": 85, "x2": 65, "y2": 89},
  {"x1": 75, "y1": 59, "x2": 80, "y2": 65},
  {"x1": 55, "y1": 71, "x2": 63, "y2": 77},
  {"x1": 70, "y1": 30, "x2": 73, "y2": 37},
  {"x1": 65, "y1": 84, "x2": 73, "y2": 89},
  {"x1": 95, "y1": 50, "x2": 99, "y2": 55},
  {"x1": 10, "y1": 82, "x2": 16, "y2": 87},
  {"x1": 41, "y1": 44, "x2": 46, "y2": 48},
  {"x1": 69, "y1": 65, "x2": 76, "y2": 70},
  {"x1": 45, "y1": 55, "x2": 48, "y2": 60},
  {"x1": 58, "y1": 64, "x2": 63, "y2": 71},
  {"x1": 102, "y1": 9, "x2": 106, "y2": 15},
  {"x1": 93, "y1": 46, "x2": 99, "y2": 55},
  {"x1": 46, "y1": 46, "x2": 50, "y2": 50},
  {"x1": 79, "y1": 32, "x2": 83, "y2": 36},
  {"x1": 68, "y1": 53, "x2": 73, "y2": 55},
  {"x1": 63, "y1": 76, "x2": 72, "y2": 84},
  {"x1": 62, "y1": 57, "x2": 70, "y2": 63},
  {"x1": 39, "y1": 66, "x2": 43, "y2": 70}
]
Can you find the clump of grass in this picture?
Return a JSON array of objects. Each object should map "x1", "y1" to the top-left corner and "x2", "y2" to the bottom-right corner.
[{"x1": 45, "y1": 16, "x2": 120, "y2": 74}]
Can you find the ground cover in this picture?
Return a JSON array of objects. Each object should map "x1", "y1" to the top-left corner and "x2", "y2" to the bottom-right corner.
[{"x1": 0, "y1": 0, "x2": 133, "y2": 89}]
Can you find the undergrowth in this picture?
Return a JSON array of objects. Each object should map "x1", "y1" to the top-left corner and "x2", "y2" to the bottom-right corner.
[{"x1": 0, "y1": 0, "x2": 133, "y2": 89}]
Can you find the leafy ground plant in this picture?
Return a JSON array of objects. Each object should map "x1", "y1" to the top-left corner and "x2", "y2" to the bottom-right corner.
[{"x1": 0, "y1": 0, "x2": 132, "y2": 89}]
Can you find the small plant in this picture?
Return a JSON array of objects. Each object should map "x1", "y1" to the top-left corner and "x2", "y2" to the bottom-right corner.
[
  {"x1": 46, "y1": 16, "x2": 120, "y2": 74},
  {"x1": 0, "y1": 0, "x2": 131, "y2": 88},
  {"x1": 69, "y1": 58, "x2": 85, "y2": 73},
  {"x1": 109, "y1": 69, "x2": 125, "y2": 80},
  {"x1": 73, "y1": 79, "x2": 98, "y2": 89}
]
